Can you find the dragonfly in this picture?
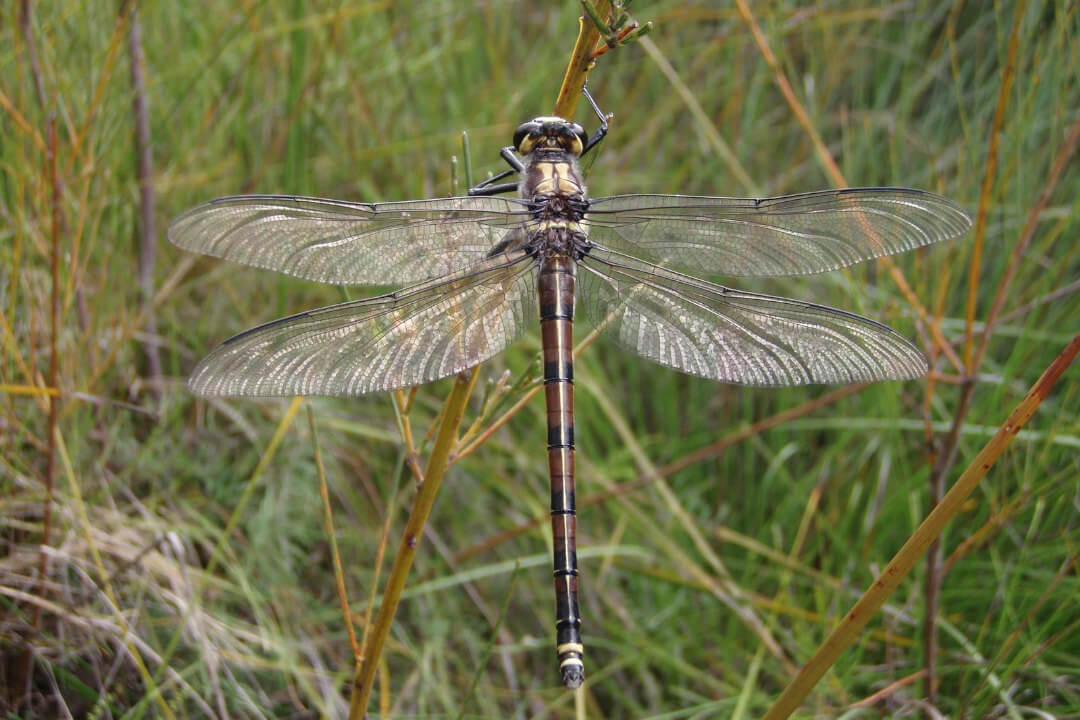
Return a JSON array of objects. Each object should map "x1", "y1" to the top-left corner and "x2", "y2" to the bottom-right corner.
[{"x1": 168, "y1": 89, "x2": 971, "y2": 689}]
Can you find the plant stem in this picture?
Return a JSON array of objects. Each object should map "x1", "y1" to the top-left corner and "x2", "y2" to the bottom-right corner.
[
  {"x1": 554, "y1": 1, "x2": 611, "y2": 117},
  {"x1": 348, "y1": 369, "x2": 479, "y2": 719},
  {"x1": 762, "y1": 332, "x2": 1080, "y2": 720}
]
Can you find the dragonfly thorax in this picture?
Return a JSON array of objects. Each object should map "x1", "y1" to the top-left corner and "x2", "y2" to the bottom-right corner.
[
  {"x1": 520, "y1": 149, "x2": 590, "y2": 260},
  {"x1": 514, "y1": 117, "x2": 588, "y2": 157},
  {"x1": 529, "y1": 193, "x2": 588, "y2": 224}
]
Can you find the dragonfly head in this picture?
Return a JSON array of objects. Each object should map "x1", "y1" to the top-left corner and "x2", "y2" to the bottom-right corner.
[{"x1": 514, "y1": 117, "x2": 588, "y2": 157}]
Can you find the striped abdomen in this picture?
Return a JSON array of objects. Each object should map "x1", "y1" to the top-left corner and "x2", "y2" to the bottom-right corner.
[{"x1": 538, "y1": 252, "x2": 584, "y2": 688}]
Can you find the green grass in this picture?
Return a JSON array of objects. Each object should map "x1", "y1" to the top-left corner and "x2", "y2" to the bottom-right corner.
[{"x1": 3, "y1": 1, "x2": 1079, "y2": 718}]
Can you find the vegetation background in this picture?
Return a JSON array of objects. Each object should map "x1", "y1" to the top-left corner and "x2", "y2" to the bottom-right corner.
[{"x1": 3, "y1": 1, "x2": 1078, "y2": 718}]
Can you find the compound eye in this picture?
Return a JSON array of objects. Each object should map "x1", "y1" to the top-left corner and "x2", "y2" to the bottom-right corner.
[
  {"x1": 565, "y1": 122, "x2": 588, "y2": 156},
  {"x1": 570, "y1": 122, "x2": 588, "y2": 148},
  {"x1": 514, "y1": 120, "x2": 542, "y2": 153}
]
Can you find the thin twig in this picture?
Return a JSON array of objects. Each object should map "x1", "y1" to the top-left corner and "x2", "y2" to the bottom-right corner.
[
  {"x1": 849, "y1": 670, "x2": 928, "y2": 710},
  {"x1": 47, "y1": 116, "x2": 63, "y2": 574},
  {"x1": 19, "y1": 0, "x2": 47, "y2": 110},
  {"x1": 392, "y1": 389, "x2": 422, "y2": 480},
  {"x1": 973, "y1": 112, "x2": 1080, "y2": 375},
  {"x1": 308, "y1": 405, "x2": 361, "y2": 661},
  {"x1": 762, "y1": 332, "x2": 1080, "y2": 720},
  {"x1": 0, "y1": 85, "x2": 47, "y2": 153},
  {"x1": 927, "y1": 4, "x2": 1028, "y2": 696},
  {"x1": 348, "y1": 369, "x2": 479, "y2": 718},
  {"x1": 918, "y1": 117, "x2": 1080, "y2": 701},
  {"x1": 127, "y1": 7, "x2": 163, "y2": 406},
  {"x1": 455, "y1": 380, "x2": 540, "y2": 461},
  {"x1": 21, "y1": 113, "x2": 61, "y2": 710},
  {"x1": 353, "y1": 449, "x2": 406, "y2": 687},
  {"x1": 997, "y1": 277, "x2": 1080, "y2": 327},
  {"x1": 76, "y1": 255, "x2": 198, "y2": 413},
  {"x1": 553, "y1": 1, "x2": 612, "y2": 118},
  {"x1": 660, "y1": 384, "x2": 867, "y2": 477},
  {"x1": 925, "y1": 111, "x2": 1080, "y2": 561},
  {"x1": 964, "y1": 0, "x2": 1026, "y2": 375}
]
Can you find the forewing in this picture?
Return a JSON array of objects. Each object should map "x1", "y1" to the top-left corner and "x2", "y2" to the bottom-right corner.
[
  {"x1": 586, "y1": 187, "x2": 971, "y2": 276},
  {"x1": 168, "y1": 195, "x2": 531, "y2": 284},
  {"x1": 578, "y1": 248, "x2": 927, "y2": 386},
  {"x1": 189, "y1": 251, "x2": 538, "y2": 396}
]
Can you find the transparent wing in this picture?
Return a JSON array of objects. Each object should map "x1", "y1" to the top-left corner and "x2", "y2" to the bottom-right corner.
[
  {"x1": 578, "y1": 247, "x2": 927, "y2": 386},
  {"x1": 168, "y1": 194, "x2": 532, "y2": 284},
  {"x1": 586, "y1": 187, "x2": 971, "y2": 276},
  {"x1": 189, "y1": 251, "x2": 538, "y2": 396}
]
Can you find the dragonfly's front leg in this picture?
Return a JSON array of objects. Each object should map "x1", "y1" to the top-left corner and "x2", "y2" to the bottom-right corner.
[
  {"x1": 581, "y1": 83, "x2": 610, "y2": 156},
  {"x1": 467, "y1": 147, "x2": 525, "y2": 196}
]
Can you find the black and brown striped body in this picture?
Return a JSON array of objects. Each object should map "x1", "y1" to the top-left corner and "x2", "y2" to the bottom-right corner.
[
  {"x1": 539, "y1": 254, "x2": 582, "y2": 687},
  {"x1": 514, "y1": 117, "x2": 591, "y2": 688}
]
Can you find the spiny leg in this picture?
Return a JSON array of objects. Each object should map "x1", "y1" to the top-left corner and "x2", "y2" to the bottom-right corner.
[{"x1": 581, "y1": 81, "x2": 611, "y2": 156}]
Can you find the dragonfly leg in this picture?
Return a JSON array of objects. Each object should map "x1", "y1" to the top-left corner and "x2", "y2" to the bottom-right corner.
[
  {"x1": 467, "y1": 180, "x2": 520, "y2": 197},
  {"x1": 581, "y1": 82, "x2": 611, "y2": 156},
  {"x1": 499, "y1": 146, "x2": 526, "y2": 172},
  {"x1": 467, "y1": 147, "x2": 525, "y2": 196}
]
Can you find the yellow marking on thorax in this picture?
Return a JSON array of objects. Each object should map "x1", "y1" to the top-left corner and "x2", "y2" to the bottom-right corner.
[
  {"x1": 535, "y1": 161, "x2": 583, "y2": 196},
  {"x1": 538, "y1": 219, "x2": 580, "y2": 231}
]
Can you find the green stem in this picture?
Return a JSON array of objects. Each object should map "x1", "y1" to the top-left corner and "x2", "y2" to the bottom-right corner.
[
  {"x1": 762, "y1": 333, "x2": 1080, "y2": 720},
  {"x1": 348, "y1": 369, "x2": 479, "y2": 719}
]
